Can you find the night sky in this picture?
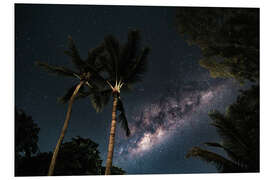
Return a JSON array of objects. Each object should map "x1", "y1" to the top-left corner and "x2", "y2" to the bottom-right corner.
[{"x1": 15, "y1": 4, "x2": 243, "y2": 174}]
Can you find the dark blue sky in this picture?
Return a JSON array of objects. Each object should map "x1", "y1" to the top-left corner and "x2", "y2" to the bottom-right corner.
[{"x1": 15, "y1": 4, "x2": 242, "y2": 174}]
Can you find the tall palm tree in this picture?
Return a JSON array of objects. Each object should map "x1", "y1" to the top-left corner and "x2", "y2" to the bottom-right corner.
[
  {"x1": 36, "y1": 36, "x2": 108, "y2": 176},
  {"x1": 100, "y1": 30, "x2": 151, "y2": 175},
  {"x1": 186, "y1": 85, "x2": 259, "y2": 173}
]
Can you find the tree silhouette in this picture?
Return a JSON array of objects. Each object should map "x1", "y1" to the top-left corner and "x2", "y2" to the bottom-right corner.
[
  {"x1": 16, "y1": 136, "x2": 126, "y2": 176},
  {"x1": 54, "y1": 136, "x2": 103, "y2": 175},
  {"x1": 36, "y1": 36, "x2": 108, "y2": 175},
  {"x1": 15, "y1": 108, "x2": 40, "y2": 158},
  {"x1": 15, "y1": 108, "x2": 40, "y2": 175},
  {"x1": 99, "y1": 30, "x2": 151, "y2": 174},
  {"x1": 186, "y1": 85, "x2": 259, "y2": 172},
  {"x1": 175, "y1": 8, "x2": 259, "y2": 84}
]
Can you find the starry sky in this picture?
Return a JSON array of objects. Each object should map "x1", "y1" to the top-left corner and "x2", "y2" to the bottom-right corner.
[{"x1": 15, "y1": 4, "x2": 243, "y2": 174}]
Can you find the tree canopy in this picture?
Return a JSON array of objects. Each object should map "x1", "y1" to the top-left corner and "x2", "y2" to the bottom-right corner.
[
  {"x1": 16, "y1": 136, "x2": 126, "y2": 176},
  {"x1": 15, "y1": 108, "x2": 40, "y2": 158},
  {"x1": 175, "y1": 8, "x2": 259, "y2": 84},
  {"x1": 36, "y1": 36, "x2": 109, "y2": 111},
  {"x1": 100, "y1": 29, "x2": 151, "y2": 91}
]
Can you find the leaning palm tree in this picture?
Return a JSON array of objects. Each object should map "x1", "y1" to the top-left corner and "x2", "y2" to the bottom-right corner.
[
  {"x1": 186, "y1": 86, "x2": 259, "y2": 173},
  {"x1": 36, "y1": 36, "x2": 108, "y2": 176},
  {"x1": 99, "y1": 30, "x2": 151, "y2": 175}
]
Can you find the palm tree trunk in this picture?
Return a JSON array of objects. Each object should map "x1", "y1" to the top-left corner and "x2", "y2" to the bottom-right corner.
[
  {"x1": 105, "y1": 93, "x2": 118, "y2": 175},
  {"x1": 48, "y1": 81, "x2": 84, "y2": 176}
]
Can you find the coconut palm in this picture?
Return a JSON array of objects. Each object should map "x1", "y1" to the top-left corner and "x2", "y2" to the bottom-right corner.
[
  {"x1": 99, "y1": 30, "x2": 151, "y2": 175},
  {"x1": 186, "y1": 85, "x2": 259, "y2": 173},
  {"x1": 36, "y1": 36, "x2": 109, "y2": 176}
]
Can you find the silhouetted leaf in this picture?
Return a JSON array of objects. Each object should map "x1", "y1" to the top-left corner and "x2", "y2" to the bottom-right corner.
[
  {"x1": 117, "y1": 98, "x2": 130, "y2": 137},
  {"x1": 35, "y1": 61, "x2": 77, "y2": 78}
]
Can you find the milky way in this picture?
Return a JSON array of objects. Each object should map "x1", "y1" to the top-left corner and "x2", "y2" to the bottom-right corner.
[{"x1": 113, "y1": 79, "x2": 238, "y2": 165}]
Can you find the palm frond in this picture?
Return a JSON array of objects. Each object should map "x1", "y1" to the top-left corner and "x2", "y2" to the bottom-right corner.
[
  {"x1": 76, "y1": 86, "x2": 92, "y2": 99},
  {"x1": 120, "y1": 30, "x2": 141, "y2": 69},
  {"x1": 101, "y1": 31, "x2": 150, "y2": 87},
  {"x1": 125, "y1": 29, "x2": 141, "y2": 59},
  {"x1": 204, "y1": 142, "x2": 224, "y2": 148},
  {"x1": 124, "y1": 47, "x2": 150, "y2": 85},
  {"x1": 98, "y1": 55, "x2": 115, "y2": 79},
  {"x1": 57, "y1": 84, "x2": 86, "y2": 104},
  {"x1": 90, "y1": 89, "x2": 112, "y2": 113},
  {"x1": 186, "y1": 147, "x2": 240, "y2": 173},
  {"x1": 86, "y1": 67, "x2": 109, "y2": 89},
  {"x1": 64, "y1": 36, "x2": 86, "y2": 72},
  {"x1": 103, "y1": 35, "x2": 120, "y2": 77},
  {"x1": 57, "y1": 85, "x2": 77, "y2": 104},
  {"x1": 209, "y1": 111, "x2": 250, "y2": 160},
  {"x1": 35, "y1": 61, "x2": 77, "y2": 78},
  {"x1": 86, "y1": 44, "x2": 105, "y2": 74},
  {"x1": 204, "y1": 142, "x2": 241, "y2": 163},
  {"x1": 117, "y1": 98, "x2": 130, "y2": 137}
]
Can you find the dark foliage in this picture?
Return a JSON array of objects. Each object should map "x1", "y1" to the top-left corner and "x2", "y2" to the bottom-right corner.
[
  {"x1": 54, "y1": 136, "x2": 103, "y2": 176},
  {"x1": 16, "y1": 136, "x2": 126, "y2": 176},
  {"x1": 101, "y1": 29, "x2": 151, "y2": 89},
  {"x1": 15, "y1": 108, "x2": 40, "y2": 176},
  {"x1": 36, "y1": 36, "x2": 109, "y2": 112},
  {"x1": 117, "y1": 98, "x2": 130, "y2": 137},
  {"x1": 186, "y1": 85, "x2": 259, "y2": 172},
  {"x1": 175, "y1": 8, "x2": 259, "y2": 84},
  {"x1": 15, "y1": 152, "x2": 52, "y2": 176},
  {"x1": 15, "y1": 108, "x2": 40, "y2": 158},
  {"x1": 89, "y1": 89, "x2": 112, "y2": 113}
]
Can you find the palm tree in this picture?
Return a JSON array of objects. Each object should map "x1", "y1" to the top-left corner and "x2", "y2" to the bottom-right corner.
[
  {"x1": 36, "y1": 36, "x2": 108, "y2": 176},
  {"x1": 186, "y1": 85, "x2": 259, "y2": 173},
  {"x1": 100, "y1": 30, "x2": 151, "y2": 175}
]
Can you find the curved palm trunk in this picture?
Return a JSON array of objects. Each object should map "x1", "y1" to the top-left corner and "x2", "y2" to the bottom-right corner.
[
  {"x1": 105, "y1": 93, "x2": 118, "y2": 175},
  {"x1": 48, "y1": 81, "x2": 84, "y2": 176}
]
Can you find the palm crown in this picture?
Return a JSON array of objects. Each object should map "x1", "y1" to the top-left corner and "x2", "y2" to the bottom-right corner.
[
  {"x1": 101, "y1": 30, "x2": 150, "y2": 92},
  {"x1": 36, "y1": 36, "x2": 108, "y2": 111}
]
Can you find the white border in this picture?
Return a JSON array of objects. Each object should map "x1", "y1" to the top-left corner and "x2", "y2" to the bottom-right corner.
[
  {"x1": 1, "y1": 0, "x2": 270, "y2": 180},
  {"x1": 11, "y1": 0, "x2": 261, "y2": 7}
]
